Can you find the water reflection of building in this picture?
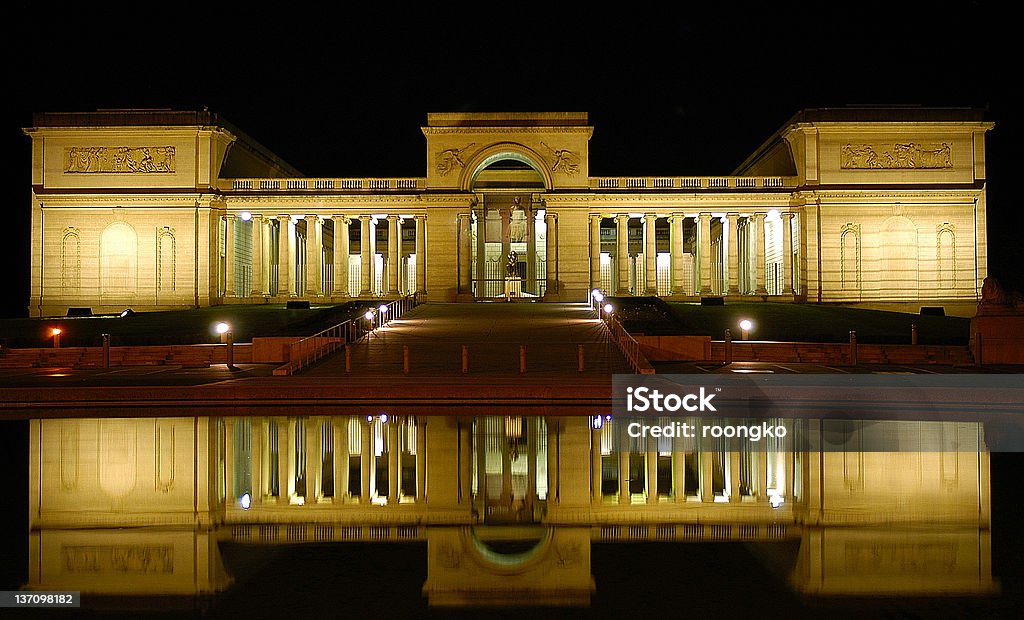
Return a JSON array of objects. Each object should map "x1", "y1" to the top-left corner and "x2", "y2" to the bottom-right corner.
[{"x1": 28, "y1": 415, "x2": 995, "y2": 604}]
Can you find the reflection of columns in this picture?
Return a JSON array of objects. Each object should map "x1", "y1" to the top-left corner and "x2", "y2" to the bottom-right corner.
[
  {"x1": 758, "y1": 448, "x2": 769, "y2": 500},
  {"x1": 276, "y1": 419, "x2": 290, "y2": 505},
  {"x1": 645, "y1": 435, "x2": 658, "y2": 504},
  {"x1": 459, "y1": 421, "x2": 472, "y2": 505},
  {"x1": 618, "y1": 420, "x2": 630, "y2": 504},
  {"x1": 616, "y1": 214, "x2": 630, "y2": 295},
  {"x1": 250, "y1": 215, "x2": 263, "y2": 297},
  {"x1": 359, "y1": 216, "x2": 372, "y2": 296},
  {"x1": 752, "y1": 212, "x2": 767, "y2": 295},
  {"x1": 544, "y1": 212, "x2": 557, "y2": 296},
  {"x1": 700, "y1": 445, "x2": 714, "y2": 503},
  {"x1": 305, "y1": 417, "x2": 320, "y2": 502},
  {"x1": 546, "y1": 418, "x2": 558, "y2": 503},
  {"x1": 334, "y1": 416, "x2": 349, "y2": 501},
  {"x1": 333, "y1": 216, "x2": 349, "y2": 296},
  {"x1": 415, "y1": 215, "x2": 426, "y2": 295},
  {"x1": 589, "y1": 215, "x2": 601, "y2": 292},
  {"x1": 415, "y1": 418, "x2": 426, "y2": 502},
  {"x1": 387, "y1": 418, "x2": 400, "y2": 502},
  {"x1": 669, "y1": 213, "x2": 686, "y2": 295},
  {"x1": 277, "y1": 215, "x2": 291, "y2": 297},
  {"x1": 591, "y1": 426, "x2": 602, "y2": 503},
  {"x1": 304, "y1": 215, "x2": 322, "y2": 297},
  {"x1": 526, "y1": 210, "x2": 536, "y2": 293},
  {"x1": 476, "y1": 419, "x2": 487, "y2": 503},
  {"x1": 224, "y1": 215, "x2": 235, "y2": 297},
  {"x1": 223, "y1": 418, "x2": 235, "y2": 500},
  {"x1": 459, "y1": 214, "x2": 472, "y2": 294},
  {"x1": 644, "y1": 214, "x2": 658, "y2": 295},
  {"x1": 726, "y1": 213, "x2": 740, "y2": 295},
  {"x1": 500, "y1": 208, "x2": 511, "y2": 264},
  {"x1": 387, "y1": 216, "x2": 400, "y2": 295},
  {"x1": 527, "y1": 420, "x2": 537, "y2": 508},
  {"x1": 781, "y1": 212, "x2": 795, "y2": 295},
  {"x1": 360, "y1": 419, "x2": 371, "y2": 502},
  {"x1": 251, "y1": 419, "x2": 262, "y2": 504},
  {"x1": 698, "y1": 212, "x2": 712, "y2": 295}
]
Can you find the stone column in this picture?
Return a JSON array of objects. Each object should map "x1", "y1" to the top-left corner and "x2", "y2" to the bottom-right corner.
[
  {"x1": 333, "y1": 416, "x2": 349, "y2": 501},
  {"x1": 415, "y1": 215, "x2": 427, "y2": 296},
  {"x1": 589, "y1": 215, "x2": 602, "y2": 292},
  {"x1": 333, "y1": 216, "x2": 349, "y2": 296},
  {"x1": 544, "y1": 212, "x2": 557, "y2": 297},
  {"x1": 387, "y1": 215, "x2": 400, "y2": 296},
  {"x1": 304, "y1": 215, "x2": 322, "y2": 297},
  {"x1": 475, "y1": 210, "x2": 486, "y2": 297},
  {"x1": 591, "y1": 426, "x2": 602, "y2": 503},
  {"x1": 223, "y1": 215, "x2": 235, "y2": 298},
  {"x1": 458, "y1": 214, "x2": 472, "y2": 295},
  {"x1": 752, "y1": 212, "x2": 767, "y2": 295},
  {"x1": 616, "y1": 214, "x2": 630, "y2": 295},
  {"x1": 669, "y1": 213, "x2": 686, "y2": 295},
  {"x1": 698, "y1": 212, "x2": 713, "y2": 295},
  {"x1": 644, "y1": 213, "x2": 658, "y2": 295},
  {"x1": 388, "y1": 418, "x2": 400, "y2": 502},
  {"x1": 415, "y1": 418, "x2": 426, "y2": 502},
  {"x1": 359, "y1": 216, "x2": 372, "y2": 297},
  {"x1": 277, "y1": 215, "x2": 291, "y2": 297},
  {"x1": 250, "y1": 214, "x2": 263, "y2": 297},
  {"x1": 360, "y1": 418, "x2": 372, "y2": 502},
  {"x1": 526, "y1": 209, "x2": 537, "y2": 294},
  {"x1": 726, "y1": 213, "x2": 740, "y2": 294},
  {"x1": 645, "y1": 435, "x2": 658, "y2": 504},
  {"x1": 781, "y1": 212, "x2": 795, "y2": 295},
  {"x1": 305, "y1": 417, "x2": 320, "y2": 503},
  {"x1": 276, "y1": 418, "x2": 290, "y2": 504},
  {"x1": 700, "y1": 446, "x2": 714, "y2": 503},
  {"x1": 546, "y1": 418, "x2": 558, "y2": 503}
]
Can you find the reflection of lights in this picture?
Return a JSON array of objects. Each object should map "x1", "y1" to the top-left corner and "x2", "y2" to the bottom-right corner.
[
  {"x1": 366, "y1": 415, "x2": 374, "y2": 423},
  {"x1": 215, "y1": 322, "x2": 231, "y2": 334},
  {"x1": 769, "y1": 494, "x2": 784, "y2": 509},
  {"x1": 239, "y1": 211, "x2": 252, "y2": 221},
  {"x1": 592, "y1": 415, "x2": 604, "y2": 430},
  {"x1": 240, "y1": 493, "x2": 252, "y2": 510},
  {"x1": 605, "y1": 414, "x2": 612, "y2": 421},
  {"x1": 379, "y1": 413, "x2": 389, "y2": 424},
  {"x1": 295, "y1": 496, "x2": 305, "y2": 506},
  {"x1": 51, "y1": 328, "x2": 62, "y2": 336},
  {"x1": 372, "y1": 496, "x2": 389, "y2": 506}
]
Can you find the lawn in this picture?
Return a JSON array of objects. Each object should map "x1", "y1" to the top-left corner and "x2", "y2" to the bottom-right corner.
[
  {"x1": 0, "y1": 302, "x2": 376, "y2": 348},
  {"x1": 611, "y1": 298, "x2": 971, "y2": 345}
]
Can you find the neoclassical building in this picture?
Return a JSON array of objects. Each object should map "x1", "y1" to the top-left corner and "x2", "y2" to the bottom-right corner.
[{"x1": 24, "y1": 108, "x2": 993, "y2": 316}]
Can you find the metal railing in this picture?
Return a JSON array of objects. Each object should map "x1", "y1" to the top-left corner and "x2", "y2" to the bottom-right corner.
[
  {"x1": 279, "y1": 295, "x2": 420, "y2": 375},
  {"x1": 603, "y1": 313, "x2": 656, "y2": 374}
]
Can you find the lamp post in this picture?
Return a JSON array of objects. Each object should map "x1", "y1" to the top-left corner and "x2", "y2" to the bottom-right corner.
[
  {"x1": 50, "y1": 327, "x2": 62, "y2": 349},
  {"x1": 215, "y1": 322, "x2": 234, "y2": 369},
  {"x1": 739, "y1": 319, "x2": 753, "y2": 340}
]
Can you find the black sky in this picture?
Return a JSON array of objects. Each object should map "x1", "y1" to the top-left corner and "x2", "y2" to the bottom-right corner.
[{"x1": 5, "y1": 4, "x2": 1020, "y2": 318}]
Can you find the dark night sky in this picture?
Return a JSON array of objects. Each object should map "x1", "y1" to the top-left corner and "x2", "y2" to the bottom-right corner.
[{"x1": 4, "y1": 4, "x2": 1020, "y2": 318}]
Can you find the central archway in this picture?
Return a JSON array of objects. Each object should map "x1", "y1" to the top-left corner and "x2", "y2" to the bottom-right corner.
[{"x1": 458, "y1": 142, "x2": 552, "y2": 192}]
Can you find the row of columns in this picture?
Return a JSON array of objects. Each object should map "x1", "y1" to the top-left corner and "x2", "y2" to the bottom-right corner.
[
  {"x1": 457, "y1": 211, "x2": 558, "y2": 297},
  {"x1": 222, "y1": 213, "x2": 427, "y2": 299},
  {"x1": 590, "y1": 425, "x2": 793, "y2": 504},
  {"x1": 224, "y1": 416, "x2": 427, "y2": 507},
  {"x1": 590, "y1": 212, "x2": 795, "y2": 296}
]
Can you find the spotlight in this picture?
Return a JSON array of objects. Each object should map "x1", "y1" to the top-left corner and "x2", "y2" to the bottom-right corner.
[
  {"x1": 603, "y1": 303, "x2": 613, "y2": 314},
  {"x1": 119, "y1": 308, "x2": 135, "y2": 318},
  {"x1": 378, "y1": 304, "x2": 388, "y2": 314},
  {"x1": 739, "y1": 319, "x2": 753, "y2": 340},
  {"x1": 215, "y1": 322, "x2": 231, "y2": 335},
  {"x1": 239, "y1": 211, "x2": 252, "y2": 222},
  {"x1": 240, "y1": 493, "x2": 252, "y2": 510},
  {"x1": 379, "y1": 413, "x2": 389, "y2": 424},
  {"x1": 364, "y1": 310, "x2": 375, "y2": 321},
  {"x1": 50, "y1": 328, "x2": 62, "y2": 336}
]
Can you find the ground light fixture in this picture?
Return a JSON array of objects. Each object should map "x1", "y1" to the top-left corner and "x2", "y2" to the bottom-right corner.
[
  {"x1": 603, "y1": 303, "x2": 613, "y2": 316},
  {"x1": 739, "y1": 319, "x2": 753, "y2": 340},
  {"x1": 50, "y1": 327, "x2": 62, "y2": 348},
  {"x1": 119, "y1": 308, "x2": 134, "y2": 318},
  {"x1": 215, "y1": 322, "x2": 231, "y2": 335}
]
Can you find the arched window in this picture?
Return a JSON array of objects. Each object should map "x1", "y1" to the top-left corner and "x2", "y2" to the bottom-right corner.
[
  {"x1": 61, "y1": 228, "x2": 80, "y2": 294},
  {"x1": 100, "y1": 222, "x2": 137, "y2": 296},
  {"x1": 937, "y1": 225, "x2": 955, "y2": 293},
  {"x1": 157, "y1": 226, "x2": 175, "y2": 292},
  {"x1": 840, "y1": 223, "x2": 860, "y2": 292}
]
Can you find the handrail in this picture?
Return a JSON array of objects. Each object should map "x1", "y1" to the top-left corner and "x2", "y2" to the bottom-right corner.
[
  {"x1": 603, "y1": 314, "x2": 656, "y2": 375},
  {"x1": 278, "y1": 295, "x2": 420, "y2": 375}
]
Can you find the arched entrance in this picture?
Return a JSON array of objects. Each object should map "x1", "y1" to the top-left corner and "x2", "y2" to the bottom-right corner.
[
  {"x1": 462, "y1": 146, "x2": 549, "y2": 300},
  {"x1": 474, "y1": 416, "x2": 549, "y2": 523}
]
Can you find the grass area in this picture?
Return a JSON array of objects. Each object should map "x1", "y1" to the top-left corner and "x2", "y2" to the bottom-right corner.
[
  {"x1": 612, "y1": 298, "x2": 971, "y2": 345},
  {"x1": 0, "y1": 302, "x2": 378, "y2": 348}
]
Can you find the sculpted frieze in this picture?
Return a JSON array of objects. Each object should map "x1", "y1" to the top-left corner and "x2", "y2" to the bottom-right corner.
[
  {"x1": 841, "y1": 143, "x2": 952, "y2": 169},
  {"x1": 64, "y1": 146, "x2": 176, "y2": 173}
]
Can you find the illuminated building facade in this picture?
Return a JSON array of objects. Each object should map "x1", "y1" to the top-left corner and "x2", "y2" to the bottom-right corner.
[{"x1": 24, "y1": 108, "x2": 992, "y2": 317}]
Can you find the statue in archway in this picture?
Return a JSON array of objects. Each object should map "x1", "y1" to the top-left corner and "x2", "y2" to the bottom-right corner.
[{"x1": 506, "y1": 250, "x2": 520, "y2": 277}]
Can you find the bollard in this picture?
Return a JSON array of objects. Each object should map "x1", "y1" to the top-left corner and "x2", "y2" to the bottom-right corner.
[
  {"x1": 102, "y1": 333, "x2": 110, "y2": 368},
  {"x1": 520, "y1": 344, "x2": 527, "y2": 374},
  {"x1": 403, "y1": 345, "x2": 410, "y2": 375},
  {"x1": 849, "y1": 330, "x2": 858, "y2": 366},
  {"x1": 462, "y1": 345, "x2": 469, "y2": 374},
  {"x1": 911, "y1": 323, "x2": 918, "y2": 345},
  {"x1": 724, "y1": 329, "x2": 733, "y2": 364},
  {"x1": 345, "y1": 345, "x2": 352, "y2": 373},
  {"x1": 578, "y1": 344, "x2": 585, "y2": 372},
  {"x1": 226, "y1": 331, "x2": 235, "y2": 368}
]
